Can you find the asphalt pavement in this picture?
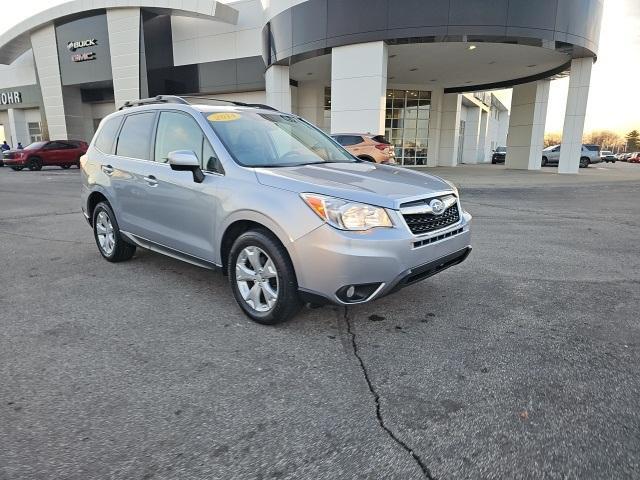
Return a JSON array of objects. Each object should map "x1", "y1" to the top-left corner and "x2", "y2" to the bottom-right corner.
[{"x1": 1, "y1": 163, "x2": 639, "y2": 479}]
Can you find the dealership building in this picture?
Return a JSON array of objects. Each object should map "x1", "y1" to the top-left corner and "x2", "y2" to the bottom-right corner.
[{"x1": 0, "y1": 0, "x2": 602, "y2": 173}]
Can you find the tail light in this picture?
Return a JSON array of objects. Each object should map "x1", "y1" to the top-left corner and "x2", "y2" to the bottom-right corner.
[{"x1": 374, "y1": 144, "x2": 389, "y2": 151}]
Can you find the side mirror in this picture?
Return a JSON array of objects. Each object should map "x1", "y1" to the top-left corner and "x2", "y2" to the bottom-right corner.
[{"x1": 168, "y1": 150, "x2": 205, "y2": 183}]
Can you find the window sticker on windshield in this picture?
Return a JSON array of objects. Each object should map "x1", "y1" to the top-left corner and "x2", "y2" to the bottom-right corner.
[{"x1": 208, "y1": 112, "x2": 241, "y2": 122}]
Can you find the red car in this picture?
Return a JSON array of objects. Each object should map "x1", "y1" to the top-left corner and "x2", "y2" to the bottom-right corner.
[
  {"x1": 628, "y1": 152, "x2": 640, "y2": 164},
  {"x1": 3, "y1": 140, "x2": 88, "y2": 171}
]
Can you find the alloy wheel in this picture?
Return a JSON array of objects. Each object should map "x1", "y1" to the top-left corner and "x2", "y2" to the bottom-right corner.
[
  {"x1": 235, "y1": 246, "x2": 279, "y2": 313},
  {"x1": 95, "y1": 210, "x2": 116, "y2": 256}
]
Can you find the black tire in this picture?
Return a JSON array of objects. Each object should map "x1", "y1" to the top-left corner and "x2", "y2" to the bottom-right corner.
[
  {"x1": 579, "y1": 157, "x2": 590, "y2": 168},
  {"x1": 92, "y1": 201, "x2": 136, "y2": 263},
  {"x1": 61, "y1": 164, "x2": 71, "y2": 169},
  {"x1": 28, "y1": 157, "x2": 42, "y2": 171},
  {"x1": 228, "y1": 229, "x2": 302, "y2": 325},
  {"x1": 541, "y1": 156, "x2": 548, "y2": 167},
  {"x1": 10, "y1": 166, "x2": 23, "y2": 171}
]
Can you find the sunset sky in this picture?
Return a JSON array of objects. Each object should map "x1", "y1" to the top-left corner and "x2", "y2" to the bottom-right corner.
[{"x1": 1, "y1": 0, "x2": 638, "y2": 136}]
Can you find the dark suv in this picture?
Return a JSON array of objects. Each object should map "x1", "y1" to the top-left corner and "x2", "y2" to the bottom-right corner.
[{"x1": 3, "y1": 140, "x2": 88, "y2": 171}]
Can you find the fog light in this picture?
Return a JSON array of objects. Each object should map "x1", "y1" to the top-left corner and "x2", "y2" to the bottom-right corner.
[{"x1": 346, "y1": 286, "x2": 355, "y2": 298}]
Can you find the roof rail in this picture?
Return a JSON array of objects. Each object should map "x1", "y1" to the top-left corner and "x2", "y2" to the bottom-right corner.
[
  {"x1": 119, "y1": 95, "x2": 280, "y2": 112},
  {"x1": 119, "y1": 95, "x2": 189, "y2": 110}
]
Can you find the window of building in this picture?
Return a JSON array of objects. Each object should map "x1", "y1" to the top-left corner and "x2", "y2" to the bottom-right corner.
[
  {"x1": 116, "y1": 112, "x2": 156, "y2": 160},
  {"x1": 385, "y1": 90, "x2": 431, "y2": 166},
  {"x1": 95, "y1": 117, "x2": 122, "y2": 154},
  {"x1": 27, "y1": 122, "x2": 42, "y2": 143}
]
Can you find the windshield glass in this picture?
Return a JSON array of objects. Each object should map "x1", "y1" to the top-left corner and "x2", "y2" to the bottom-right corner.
[
  {"x1": 496, "y1": 146, "x2": 507, "y2": 153},
  {"x1": 204, "y1": 111, "x2": 355, "y2": 167},
  {"x1": 25, "y1": 142, "x2": 46, "y2": 150}
]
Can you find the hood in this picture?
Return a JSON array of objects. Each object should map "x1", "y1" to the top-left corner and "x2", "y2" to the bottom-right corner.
[{"x1": 255, "y1": 162, "x2": 453, "y2": 210}]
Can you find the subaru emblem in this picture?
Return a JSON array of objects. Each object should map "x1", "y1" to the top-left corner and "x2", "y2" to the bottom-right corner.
[{"x1": 429, "y1": 198, "x2": 445, "y2": 215}]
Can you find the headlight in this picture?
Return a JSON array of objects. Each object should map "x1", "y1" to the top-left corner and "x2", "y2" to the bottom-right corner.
[{"x1": 301, "y1": 193, "x2": 393, "y2": 231}]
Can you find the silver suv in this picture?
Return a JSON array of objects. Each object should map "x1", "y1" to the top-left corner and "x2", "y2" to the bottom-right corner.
[
  {"x1": 541, "y1": 144, "x2": 602, "y2": 168},
  {"x1": 81, "y1": 96, "x2": 472, "y2": 324}
]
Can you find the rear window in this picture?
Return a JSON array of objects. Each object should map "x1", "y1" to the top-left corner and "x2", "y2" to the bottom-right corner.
[
  {"x1": 116, "y1": 113, "x2": 156, "y2": 160},
  {"x1": 95, "y1": 117, "x2": 122, "y2": 154},
  {"x1": 584, "y1": 145, "x2": 600, "y2": 151},
  {"x1": 371, "y1": 135, "x2": 391, "y2": 145},
  {"x1": 336, "y1": 135, "x2": 363, "y2": 146}
]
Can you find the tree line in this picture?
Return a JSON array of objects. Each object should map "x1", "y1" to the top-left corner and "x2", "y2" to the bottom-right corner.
[{"x1": 544, "y1": 130, "x2": 640, "y2": 152}]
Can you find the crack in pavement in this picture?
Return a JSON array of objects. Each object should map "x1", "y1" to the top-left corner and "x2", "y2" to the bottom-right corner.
[{"x1": 343, "y1": 307, "x2": 435, "y2": 480}]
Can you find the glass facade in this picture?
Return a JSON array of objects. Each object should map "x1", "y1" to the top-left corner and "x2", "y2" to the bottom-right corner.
[
  {"x1": 385, "y1": 90, "x2": 431, "y2": 166},
  {"x1": 27, "y1": 122, "x2": 42, "y2": 143}
]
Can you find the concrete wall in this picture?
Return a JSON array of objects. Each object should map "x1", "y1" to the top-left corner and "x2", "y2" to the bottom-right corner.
[
  {"x1": 0, "y1": 51, "x2": 37, "y2": 90},
  {"x1": 107, "y1": 8, "x2": 141, "y2": 109}
]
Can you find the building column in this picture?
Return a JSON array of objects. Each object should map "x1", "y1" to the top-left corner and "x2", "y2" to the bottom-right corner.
[
  {"x1": 7, "y1": 109, "x2": 28, "y2": 147},
  {"x1": 107, "y1": 8, "x2": 141, "y2": 109},
  {"x1": 426, "y1": 88, "x2": 443, "y2": 167},
  {"x1": 31, "y1": 25, "x2": 68, "y2": 140},
  {"x1": 462, "y1": 106, "x2": 482, "y2": 164},
  {"x1": 265, "y1": 65, "x2": 292, "y2": 113},
  {"x1": 296, "y1": 82, "x2": 325, "y2": 128},
  {"x1": 478, "y1": 110, "x2": 490, "y2": 162},
  {"x1": 438, "y1": 93, "x2": 462, "y2": 166},
  {"x1": 505, "y1": 80, "x2": 550, "y2": 170},
  {"x1": 558, "y1": 58, "x2": 594, "y2": 174},
  {"x1": 331, "y1": 42, "x2": 387, "y2": 135}
]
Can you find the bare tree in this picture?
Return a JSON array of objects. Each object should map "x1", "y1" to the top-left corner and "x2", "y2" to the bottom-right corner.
[
  {"x1": 583, "y1": 130, "x2": 624, "y2": 150},
  {"x1": 544, "y1": 132, "x2": 562, "y2": 148}
]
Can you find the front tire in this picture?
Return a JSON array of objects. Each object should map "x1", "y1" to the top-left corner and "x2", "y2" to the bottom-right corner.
[
  {"x1": 541, "y1": 156, "x2": 548, "y2": 167},
  {"x1": 28, "y1": 157, "x2": 42, "y2": 171},
  {"x1": 579, "y1": 157, "x2": 590, "y2": 168},
  {"x1": 92, "y1": 202, "x2": 136, "y2": 262},
  {"x1": 228, "y1": 229, "x2": 301, "y2": 325}
]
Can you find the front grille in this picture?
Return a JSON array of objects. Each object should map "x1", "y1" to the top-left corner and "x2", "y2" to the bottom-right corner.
[{"x1": 403, "y1": 203, "x2": 460, "y2": 235}]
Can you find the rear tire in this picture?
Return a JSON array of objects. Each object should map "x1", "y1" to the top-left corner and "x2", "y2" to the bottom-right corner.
[
  {"x1": 28, "y1": 157, "x2": 42, "y2": 171},
  {"x1": 579, "y1": 157, "x2": 590, "y2": 168},
  {"x1": 92, "y1": 202, "x2": 136, "y2": 263},
  {"x1": 541, "y1": 156, "x2": 548, "y2": 167},
  {"x1": 228, "y1": 229, "x2": 301, "y2": 325}
]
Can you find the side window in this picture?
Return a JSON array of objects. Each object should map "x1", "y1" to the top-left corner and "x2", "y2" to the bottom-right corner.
[
  {"x1": 95, "y1": 117, "x2": 122, "y2": 154},
  {"x1": 154, "y1": 111, "x2": 204, "y2": 164},
  {"x1": 202, "y1": 139, "x2": 223, "y2": 174},
  {"x1": 116, "y1": 113, "x2": 156, "y2": 160}
]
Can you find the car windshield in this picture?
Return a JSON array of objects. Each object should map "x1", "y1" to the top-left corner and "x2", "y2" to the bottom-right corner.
[
  {"x1": 496, "y1": 146, "x2": 507, "y2": 153},
  {"x1": 25, "y1": 142, "x2": 46, "y2": 150},
  {"x1": 204, "y1": 111, "x2": 355, "y2": 167}
]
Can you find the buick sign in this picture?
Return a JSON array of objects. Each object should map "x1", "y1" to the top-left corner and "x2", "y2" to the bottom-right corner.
[{"x1": 67, "y1": 39, "x2": 97, "y2": 52}]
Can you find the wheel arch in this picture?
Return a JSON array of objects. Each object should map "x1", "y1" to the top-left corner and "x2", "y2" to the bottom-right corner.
[{"x1": 86, "y1": 188, "x2": 113, "y2": 226}]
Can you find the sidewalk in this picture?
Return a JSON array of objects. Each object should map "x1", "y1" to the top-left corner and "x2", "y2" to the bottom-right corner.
[{"x1": 415, "y1": 162, "x2": 640, "y2": 188}]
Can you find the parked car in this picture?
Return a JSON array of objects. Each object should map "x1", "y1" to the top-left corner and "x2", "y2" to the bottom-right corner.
[
  {"x1": 82, "y1": 96, "x2": 472, "y2": 324},
  {"x1": 601, "y1": 151, "x2": 616, "y2": 163},
  {"x1": 3, "y1": 140, "x2": 88, "y2": 171},
  {"x1": 541, "y1": 144, "x2": 601, "y2": 168},
  {"x1": 331, "y1": 134, "x2": 396, "y2": 164},
  {"x1": 621, "y1": 152, "x2": 633, "y2": 162},
  {"x1": 491, "y1": 146, "x2": 507, "y2": 164},
  {"x1": 628, "y1": 152, "x2": 640, "y2": 164}
]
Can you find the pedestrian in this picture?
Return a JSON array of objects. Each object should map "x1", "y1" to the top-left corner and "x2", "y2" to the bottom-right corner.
[
  {"x1": 1, "y1": 140, "x2": 10, "y2": 151},
  {"x1": 17, "y1": 142, "x2": 23, "y2": 150}
]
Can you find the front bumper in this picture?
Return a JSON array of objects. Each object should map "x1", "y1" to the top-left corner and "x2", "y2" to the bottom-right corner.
[
  {"x1": 2, "y1": 158, "x2": 26, "y2": 166},
  {"x1": 291, "y1": 210, "x2": 472, "y2": 305}
]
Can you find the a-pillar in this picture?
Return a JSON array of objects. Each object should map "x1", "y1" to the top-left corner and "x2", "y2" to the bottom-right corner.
[
  {"x1": 462, "y1": 106, "x2": 482, "y2": 164},
  {"x1": 558, "y1": 58, "x2": 594, "y2": 174},
  {"x1": 331, "y1": 42, "x2": 387, "y2": 135},
  {"x1": 437, "y1": 93, "x2": 462, "y2": 166},
  {"x1": 265, "y1": 65, "x2": 292, "y2": 113},
  {"x1": 505, "y1": 80, "x2": 550, "y2": 170}
]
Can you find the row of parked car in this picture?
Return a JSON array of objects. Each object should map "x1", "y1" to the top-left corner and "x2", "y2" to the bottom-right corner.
[
  {"x1": 0, "y1": 140, "x2": 88, "y2": 170},
  {"x1": 491, "y1": 144, "x2": 640, "y2": 166}
]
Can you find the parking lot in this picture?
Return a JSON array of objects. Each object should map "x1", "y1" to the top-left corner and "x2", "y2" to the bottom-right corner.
[{"x1": 1, "y1": 163, "x2": 639, "y2": 479}]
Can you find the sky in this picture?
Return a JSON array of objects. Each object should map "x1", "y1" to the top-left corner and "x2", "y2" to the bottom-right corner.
[{"x1": 1, "y1": 0, "x2": 638, "y2": 136}]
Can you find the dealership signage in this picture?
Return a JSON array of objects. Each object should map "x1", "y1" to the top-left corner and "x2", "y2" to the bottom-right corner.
[
  {"x1": 0, "y1": 91, "x2": 22, "y2": 105},
  {"x1": 67, "y1": 38, "x2": 98, "y2": 62}
]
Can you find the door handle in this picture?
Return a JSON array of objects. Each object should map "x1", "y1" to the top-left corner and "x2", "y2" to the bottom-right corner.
[
  {"x1": 101, "y1": 164, "x2": 114, "y2": 175},
  {"x1": 143, "y1": 175, "x2": 158, "y2": 186}
]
